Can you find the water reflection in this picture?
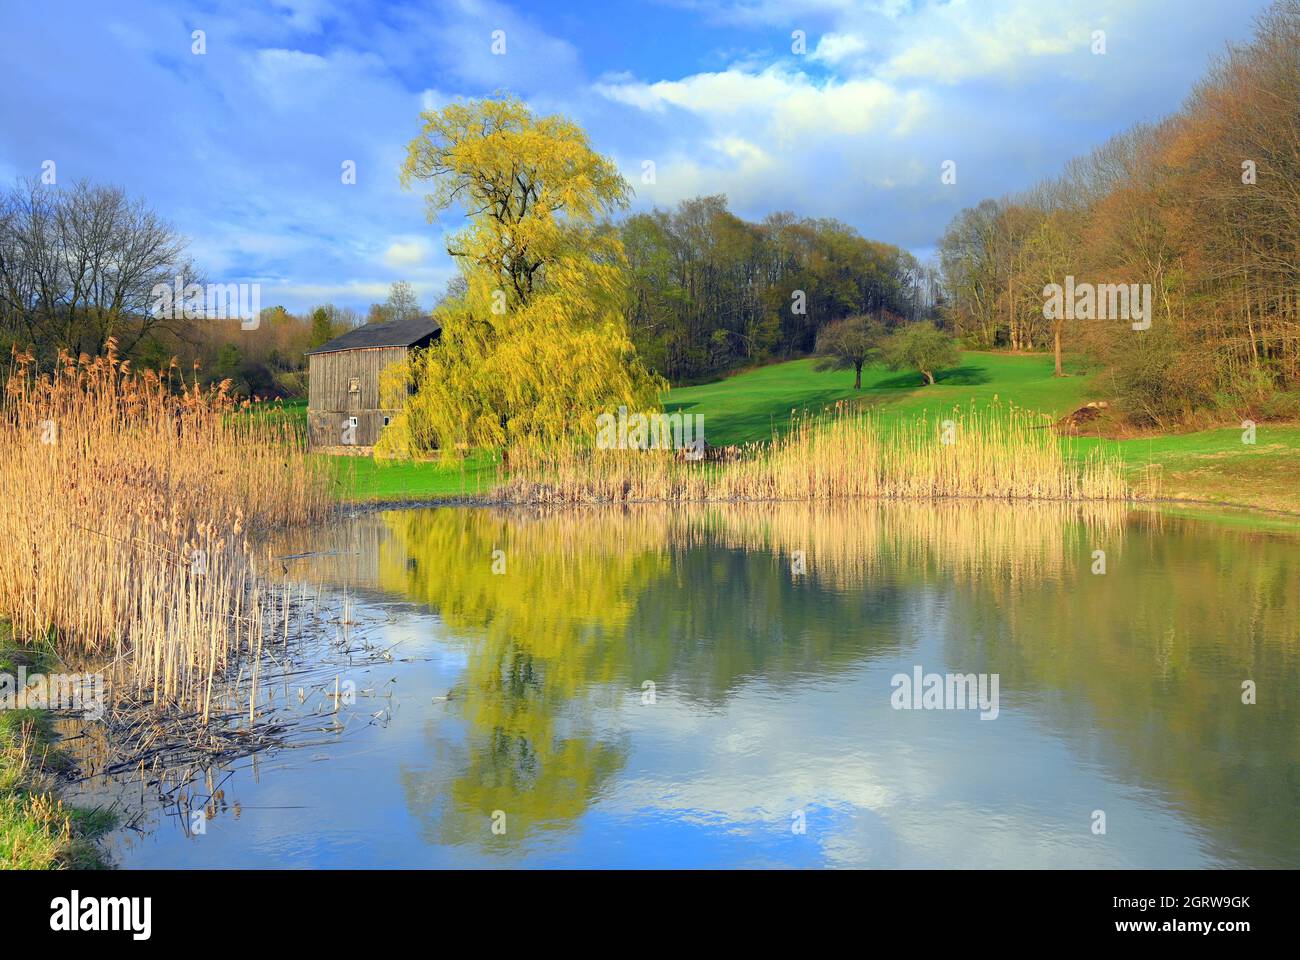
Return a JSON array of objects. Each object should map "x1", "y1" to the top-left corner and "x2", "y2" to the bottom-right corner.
[{"x1": 80, "y1": 502, "x2": 1300, "y2": 867}]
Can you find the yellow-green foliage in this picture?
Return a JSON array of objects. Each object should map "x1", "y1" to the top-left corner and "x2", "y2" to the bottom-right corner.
[{"x1": 377, "y1": 96, "x2": 663, "y2": 459}]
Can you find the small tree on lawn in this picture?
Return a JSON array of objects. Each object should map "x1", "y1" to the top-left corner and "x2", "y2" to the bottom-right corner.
[
  {"x1": 883, "y1": 322, "x2": 960, "y2": 385},
  {"x1": 813, "y1": 315, "x2": 885, "y2": 389}
]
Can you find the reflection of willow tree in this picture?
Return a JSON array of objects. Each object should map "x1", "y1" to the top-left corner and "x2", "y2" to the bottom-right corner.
[
  {"x1": 937, "y1": 511, "x2": 1300, "y2": 867},
  {"x1": 380, "y1": 507, "x2": 666, "y2": 850},
  {"x1": 358, "y1": 502, "x2": 1117, "y2": 848}
]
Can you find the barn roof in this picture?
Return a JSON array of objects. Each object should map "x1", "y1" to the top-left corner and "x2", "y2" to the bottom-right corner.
[{"x1": 306, "y1": 316, "x2": 441, "y2": 356}]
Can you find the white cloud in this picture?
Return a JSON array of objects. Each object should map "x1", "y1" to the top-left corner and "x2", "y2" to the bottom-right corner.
[
  {"x1": 270, "y1": 280, "x2": 393, "y2": 302},
  {"x1": 584, "y1": 0, "x2": 1239, "y2": 246},
  {"x1": 269, "y1": 273, "x2": 451, "y2": 306},
  {"x1": 1, "y1": 0, "x2": 1272, "y2": 310},
  {"x1": 383, "y1": 237, "x2": 432, "y2": 268},
  {"x1": 595, "y1": 64, "x2": 936, "y2": 226},
  {"x1": 597, "y1": 65, "x2": 928, "y2": 143},
  {"x1": 876, "y1": 0, "x2": 1104, "y2": 85},
  {"x1": 811, "y1": 32, "x2": 868, "y2": 65}
]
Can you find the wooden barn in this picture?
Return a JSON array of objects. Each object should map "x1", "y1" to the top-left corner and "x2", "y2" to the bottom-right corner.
[{"x1": 305, "y1": 316, "x2": 440, "y2": 451}]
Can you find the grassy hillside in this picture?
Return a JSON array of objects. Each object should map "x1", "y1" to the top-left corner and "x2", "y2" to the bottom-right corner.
[
  {"x1": 287, "y1": 351, "x2": 1300, "y2": 516},
  {"x1": 662, "y1": 352, "x2": 1096, "y2": 445},
  {"x1": 664, "y1": 352, "x2": 1300, "y2": 515}
]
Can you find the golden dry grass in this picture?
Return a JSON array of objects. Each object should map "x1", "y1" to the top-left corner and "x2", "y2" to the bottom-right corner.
[
  {"x1": 0, "y1": 343, "x2": 331, "y2": 714},
  {"x1": 497, "y1": 400, "x2": 1130, "y2": 504}
]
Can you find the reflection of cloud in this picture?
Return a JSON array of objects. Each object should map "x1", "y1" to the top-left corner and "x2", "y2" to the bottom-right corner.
[{"x1": 608, "y1": 661, "x2": 1206, "y2": 868}]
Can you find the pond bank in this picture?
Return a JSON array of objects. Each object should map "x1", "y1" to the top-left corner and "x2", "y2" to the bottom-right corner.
[{"x1": 0, "y1": 626, "x2": 113, "y2": 869}]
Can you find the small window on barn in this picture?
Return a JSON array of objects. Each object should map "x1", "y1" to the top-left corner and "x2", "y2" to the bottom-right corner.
[
  {"x1": 348, "y1": 416, "x2": 358, "y2": 427},
  {"x1": 348, "y1": 376, "x2": 360, "y2": 394},
  {"x1": 382, "y1": 416, "x2": 391, "y2": 427}
]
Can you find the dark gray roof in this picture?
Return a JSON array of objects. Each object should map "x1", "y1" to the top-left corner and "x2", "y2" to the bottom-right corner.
[{"x1": 306, "y1": 316, "x2": 441, "y2": 355}]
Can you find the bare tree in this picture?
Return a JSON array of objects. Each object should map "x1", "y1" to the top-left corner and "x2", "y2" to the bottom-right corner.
[{"x1": 0, "y1": 178, "x2": 193, "y2": 358}]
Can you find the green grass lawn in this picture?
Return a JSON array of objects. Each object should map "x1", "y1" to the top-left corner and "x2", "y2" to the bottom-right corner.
[
  {"x1": 1083, "y1": 425, "x2": 1300, "y2": 514},
  {"x1": 662, "y1": 352, "x2": 1097, "y2": 445},
  {"x1": 281, "y1": 350, "x2": 1300, "y2": 517},
  {"x1": 315, "y1": 448, "x2": 500, "y2": 502}
]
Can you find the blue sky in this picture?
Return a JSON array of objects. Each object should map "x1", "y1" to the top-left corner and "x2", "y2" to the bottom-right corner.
[{"x1": 0, "y1": 0, "x2": 1271, "y2": 313}]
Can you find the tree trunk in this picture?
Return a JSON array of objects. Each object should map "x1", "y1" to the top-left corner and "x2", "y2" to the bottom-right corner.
[
  {"x1": 923, "y1": 370, "x2": 935, "y2": 385},
  {"x1": 854, "y1": 363, "x2": 862, "y2": 389},
  {"x1": 1053, "y1": 325, "x2": 1063, "y2": 377}
]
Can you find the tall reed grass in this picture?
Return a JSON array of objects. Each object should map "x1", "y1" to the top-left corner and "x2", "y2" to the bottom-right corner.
[
  {"x1": 0, "y1": 343, "x2": 331, "y2": 714},
  {"x1": 496, "y1": 400, "x2": 1129, "y2": 504}
]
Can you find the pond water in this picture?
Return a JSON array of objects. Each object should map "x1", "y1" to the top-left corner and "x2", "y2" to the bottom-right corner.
[{"x1": 75, "y1": 502, "x2": 1300, "y2": 868}]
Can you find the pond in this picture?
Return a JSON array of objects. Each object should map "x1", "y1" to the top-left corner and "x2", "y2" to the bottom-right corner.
[{"x1": 74, "y1": 502, "x2": 1300, "y2": 868}]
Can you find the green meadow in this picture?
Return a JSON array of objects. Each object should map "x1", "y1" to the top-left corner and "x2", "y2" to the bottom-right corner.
[{"x1": 295, "y1": 352, "x2": 1300, "y2": 519}]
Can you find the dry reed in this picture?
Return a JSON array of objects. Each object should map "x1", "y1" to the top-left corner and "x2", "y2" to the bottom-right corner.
[
  {"x1": 496, "y1": 400, "x2": 1130, "y2": 504},
  {"x1": 0, "y1": 343, "x2": 331, "y2": 715}
]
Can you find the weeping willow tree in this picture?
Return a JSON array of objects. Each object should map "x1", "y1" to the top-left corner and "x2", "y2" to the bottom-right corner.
[{"x1": 376, "y1": 96, "x2": 664, "y2": 459}]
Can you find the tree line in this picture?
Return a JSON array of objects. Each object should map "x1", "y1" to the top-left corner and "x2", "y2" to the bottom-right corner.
[
  {"x1": 623, "y1": 195, "x2": 942, "y2": 382},
  {"x1": 0, "y1": 170, "x2": 945, "y2": 409},
  {"x1": 939, "y1": 0, "x2": 1300, "y2": 428},
  {"x1": 0, "y1": 176, "x2": 437, "y2": 398}
]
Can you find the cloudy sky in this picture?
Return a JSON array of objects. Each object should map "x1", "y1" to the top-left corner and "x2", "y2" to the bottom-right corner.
[{"x1": 0, "y1": 0, "x2": 1269, "y2": 313}]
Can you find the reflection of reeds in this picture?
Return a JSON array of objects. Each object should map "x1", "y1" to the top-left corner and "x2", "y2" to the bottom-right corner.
[
  {"x1": 0, "y1": 344, "x2": 331, "y2": 712},
  {"x1": 683, "y1": 499, "x2": 1129, "y2": 590},
  {"x1": 496, "y1": 401, "x2": 1129, "y2": 504},
  {"x1": 276, "y1": 499, "x2": 1129, "y2": 626}
]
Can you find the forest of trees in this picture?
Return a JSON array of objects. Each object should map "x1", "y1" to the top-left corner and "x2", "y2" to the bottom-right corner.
[
  {"x1": 622, "y1": 195, "x2": 942, "y2": 382},
  {"x1": 0, "y1": 172, "x2": 943, "y2": 400},
  {"x1": 939, "y1": 0, "x2": 1300, "y2": 428}
]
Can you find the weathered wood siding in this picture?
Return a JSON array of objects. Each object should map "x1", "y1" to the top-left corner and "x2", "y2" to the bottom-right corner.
[{"x1": 307, "y1": 346, "x2": 408, "y2": 449}]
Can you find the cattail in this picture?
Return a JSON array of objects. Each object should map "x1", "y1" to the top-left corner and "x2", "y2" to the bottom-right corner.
[{"x1": 0, "y1": 351, "x2": 331, "y2": 711}]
